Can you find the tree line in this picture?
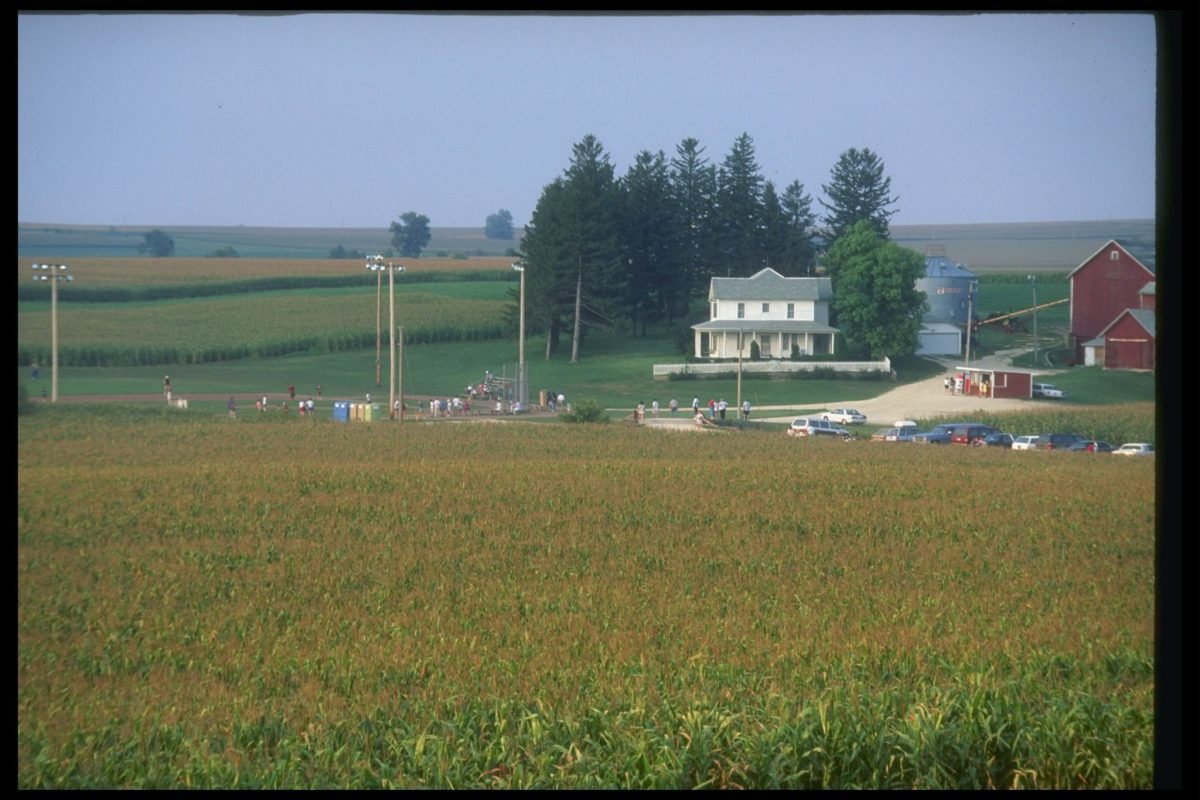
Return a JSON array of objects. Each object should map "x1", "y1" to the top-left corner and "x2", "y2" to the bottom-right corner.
[{"x1": 511, "y1": 133, "x2": 907, "y2": 362}]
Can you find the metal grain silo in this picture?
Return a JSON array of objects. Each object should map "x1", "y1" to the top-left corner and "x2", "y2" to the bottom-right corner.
[{"x1": 916, "y1": 252, "x2": 976, "y2": 324}]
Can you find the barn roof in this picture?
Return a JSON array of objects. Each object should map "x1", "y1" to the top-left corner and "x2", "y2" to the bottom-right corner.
[
  {"x1": 1098, "y1": 308, "x2": 1156, "y2": 340},
  {"x1": 1067, "y1": 239, "x2": 1155, "y2": 279}
]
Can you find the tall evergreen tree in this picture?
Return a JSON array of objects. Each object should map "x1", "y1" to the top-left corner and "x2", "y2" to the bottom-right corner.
[
  {"x1": 759, "y1": 180, "x2": 788, "y2": 273},
  {"x1": 561, "y1": 135, "x2": 623, "y2": 362},
  {"x1": 715, "y1": 132, "x2": 766, "y2": 275},
  {"x1": 819, "y1": 147, "x2": 900, "y2": 243},
  {"x1": 781, "y1": 180, "x2": 817, "y2": 275},
  {"x1": 516, "y1": 135, "x2": 623, "y2": 363},
  {"x1": 619, "y1": 150, "x2": 680, "y2": 333},
  {"x1": 516, "y1": 178, "x2": 572, "y2": 360},
  {"x1": 669, "y1": 137, "x2": 718, "y2": 303}
]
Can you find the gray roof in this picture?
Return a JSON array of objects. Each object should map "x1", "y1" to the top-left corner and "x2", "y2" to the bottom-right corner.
[
  {"x1": 691, "y1": 319, "x2": 840, "y2": 334},
  {"x1": 710, "y1": 268, "x2": 832, "y2": 301},
  {"x1": 1098, "y1": 307, "x2": 1156, "y2": 339},
  {"x1": 1139, "y1": 281, "x2": 1156, "y2": 295},
  {"x1": 920, "y1": 322, "x2": 964, "y2": 334},
  {"x1": 923, "y1": 255, "x2": 976, "y2": 280},
  {"x1": 1125, "y1": 309, "x2": 1156, "y2": 338}
]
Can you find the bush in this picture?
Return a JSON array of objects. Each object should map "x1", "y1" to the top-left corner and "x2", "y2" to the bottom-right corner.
[
  {"x1": 750, "y1": 340, "x2": 761, "y2": 361},
  {"x1": 559, "y1": 398, "x2": 608, "y2": 424}
]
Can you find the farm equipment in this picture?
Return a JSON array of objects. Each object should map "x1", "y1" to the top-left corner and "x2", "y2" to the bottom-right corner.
[{"x1": 973, "y1": 298, "x2": 1068, "y2": 334}]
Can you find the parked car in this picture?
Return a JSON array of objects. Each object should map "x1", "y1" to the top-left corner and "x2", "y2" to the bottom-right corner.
[
  {"x1": 980, "y1": 432, "x2": 1015, "y2": 448},
  {"x1": 1113, "y1": 442, "x2": 1155, "y2": 456},
  {"x1": 1040, "y1": 433, "x2": 1087, "y2": 450},
  {"x1": 1033, "y1": 383, "x2": 1067, "y2": 400},
  {"x1": 788, "y1": 417, "x2": 852, "y2": 439},
  {"x1": 870, "y1": 428, "x2": 893, "y2": 442},
  {"x1": 951, "y1": 424, "x2": 1001, "y2": 446},
  {"x1": 912, "y1": 423, "x2": 958, "y2": 445},
  {"x1": 823, "y1": 408, "x2": 867, "y2": 425},
  {"x1": 1011, "y1": 435, "x2": 1042, "y2": 451},
  {"x1": 887, "y1": 421, "x2": 921, "y2": 442},
  {"x1": 1068, "y1": 440, "x2": 1114, "y2": 453}
]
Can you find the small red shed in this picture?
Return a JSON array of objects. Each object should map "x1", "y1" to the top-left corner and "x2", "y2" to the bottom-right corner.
[
  {"x1": 954, "y1": 366, "x2": 1033, "y2": 399},
  {"x1": 1099, "y1": 309, "x2": 1156, "y2": 371}
]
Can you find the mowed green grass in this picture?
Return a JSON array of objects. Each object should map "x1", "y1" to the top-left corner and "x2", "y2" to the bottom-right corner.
[{"x1": 18, "y1": 407, "x2": 1155, "y2": 788}]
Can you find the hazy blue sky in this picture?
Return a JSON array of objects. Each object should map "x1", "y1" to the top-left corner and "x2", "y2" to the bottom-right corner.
[{"x1": 18, "y1": 12, "x2": 1158, "y2": 230}]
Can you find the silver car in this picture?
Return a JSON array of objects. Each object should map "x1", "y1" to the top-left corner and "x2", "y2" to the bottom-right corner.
[{"x1": 1113, "y1": 442, "x2": 1154, "y2": 456}]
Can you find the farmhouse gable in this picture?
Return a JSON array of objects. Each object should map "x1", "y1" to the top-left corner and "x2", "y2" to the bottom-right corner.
[{"x1": 693, "y1": 268, "x2": 838, "y2": 359}]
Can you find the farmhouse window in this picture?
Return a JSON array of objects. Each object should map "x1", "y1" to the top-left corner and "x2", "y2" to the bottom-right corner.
[
  {"x1": 787, "y1": 303, "x2": 795, "y2": 319},
  {"x1": 1110, "y1": 250, "x2": 1119, "y2": 261},
  {"x1": 762, "y1": 303, "x2": 770, "y2": 313},
  {"x1": 737, "y1": 303, "x2": 745, "y2": 319},
  {"x1": 711, "y1": 303, "x2": 717, "y2": 319},
  {"x1": 760, "y1": 335, "x2": 772, "y2": 357}
]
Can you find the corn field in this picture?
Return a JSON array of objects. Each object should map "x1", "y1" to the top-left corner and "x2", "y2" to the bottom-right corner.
[{"x1": 18, "y1": 408, "x2": 1156, "y2": 787}]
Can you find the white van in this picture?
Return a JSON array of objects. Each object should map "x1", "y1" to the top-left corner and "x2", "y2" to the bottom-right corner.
[{"x1": 787, "y1": 417, "x2": 851, "y2": 439}]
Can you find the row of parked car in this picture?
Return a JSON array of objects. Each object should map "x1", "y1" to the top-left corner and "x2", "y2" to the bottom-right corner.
[
  {"x1": 867, "y1": 420, "x2": 1153, "y2": 454},
  {"x1": 786, "y1": 408, "x2": 1154, "y2": 456}
]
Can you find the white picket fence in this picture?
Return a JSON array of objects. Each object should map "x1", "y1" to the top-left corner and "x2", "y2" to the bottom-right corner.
[{"x1": 653, "y1": 357, "x2": 891, "y2": 380}]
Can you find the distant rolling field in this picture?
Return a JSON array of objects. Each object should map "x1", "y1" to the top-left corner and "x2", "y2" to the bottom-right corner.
[{"x1": 18, "y1": 219, "x2": 1155, "y2": 270}]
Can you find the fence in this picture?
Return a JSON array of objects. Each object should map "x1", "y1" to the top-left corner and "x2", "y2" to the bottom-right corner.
[{"x1": 652, "y1": 357, "x2": 891, "y2": 380}]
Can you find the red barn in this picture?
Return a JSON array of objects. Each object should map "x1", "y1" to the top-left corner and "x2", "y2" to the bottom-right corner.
[
  {"x1": 1068, "y1": 240, "x2": 1155, "y2": 362},
  {"x1": 1138, "y1": 281, "x2": 1155, "y2": 311},
  {"x1": 1099, "y1": 309, "x2": 1156, "y2": 370}
]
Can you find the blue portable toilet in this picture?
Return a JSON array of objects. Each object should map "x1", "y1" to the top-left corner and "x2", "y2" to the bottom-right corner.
[{"x1": 333, "y1": 401, "x2": 349, "y2": 423}]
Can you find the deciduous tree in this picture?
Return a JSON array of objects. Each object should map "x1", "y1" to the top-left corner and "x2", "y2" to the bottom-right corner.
[
  {"x1": 822, "y1": 220, "x2": 927, "y2": 359},
  {"x1": 139, "y1": 229, "x2": 175, "y2": 257},
  {"x1": 485, "y1": 209, "x2": 514, "y2": 240},
  {"x1": 390, "y1": 212, "x2": 431, "y2": 258}
]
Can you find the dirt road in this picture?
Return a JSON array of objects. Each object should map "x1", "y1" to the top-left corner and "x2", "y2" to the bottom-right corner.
[{"x1": 757, "y1": 350, "x2": 1068, "y2": 425}]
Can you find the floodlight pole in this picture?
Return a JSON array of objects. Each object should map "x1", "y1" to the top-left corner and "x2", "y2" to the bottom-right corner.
[
  {"x1": 512, "y1": 263, "x2": 527, "y2": 407},
  {"x1": 371, "y1": 255, "x2": 383, "y2": 387},
  {"x1": 1028, "y1": 274, "x2": 1038, "y2": 368},
  {"x1": 388, "y1": 262, "x2": 405, "y2": 418},
  {"x1": 32, "y1": 263, "x2": 72, "y2": 403}
]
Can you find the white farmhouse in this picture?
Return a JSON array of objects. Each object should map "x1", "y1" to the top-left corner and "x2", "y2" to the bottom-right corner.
[{"x1": 690, "y1": 268, "x2": 839, "y2": 359}]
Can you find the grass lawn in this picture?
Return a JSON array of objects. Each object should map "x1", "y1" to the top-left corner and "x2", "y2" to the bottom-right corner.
[{"x1": 19, "y1": 332, "x2": 945, "y2": 413}]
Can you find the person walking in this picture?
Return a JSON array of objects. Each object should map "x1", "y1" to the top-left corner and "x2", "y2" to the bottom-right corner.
[
  {"x1": 742, "y1": 399, "x2": 751, "y2": 421},
  {"x1": 669, "y1": 398, "x2": 679, "y2": 418},
  {"x1": 651, "y1": 399, "x2": 659, "y2": 419},
  {"x1": 227, "y1": 396, "x2": 236, "y2": 418}
]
